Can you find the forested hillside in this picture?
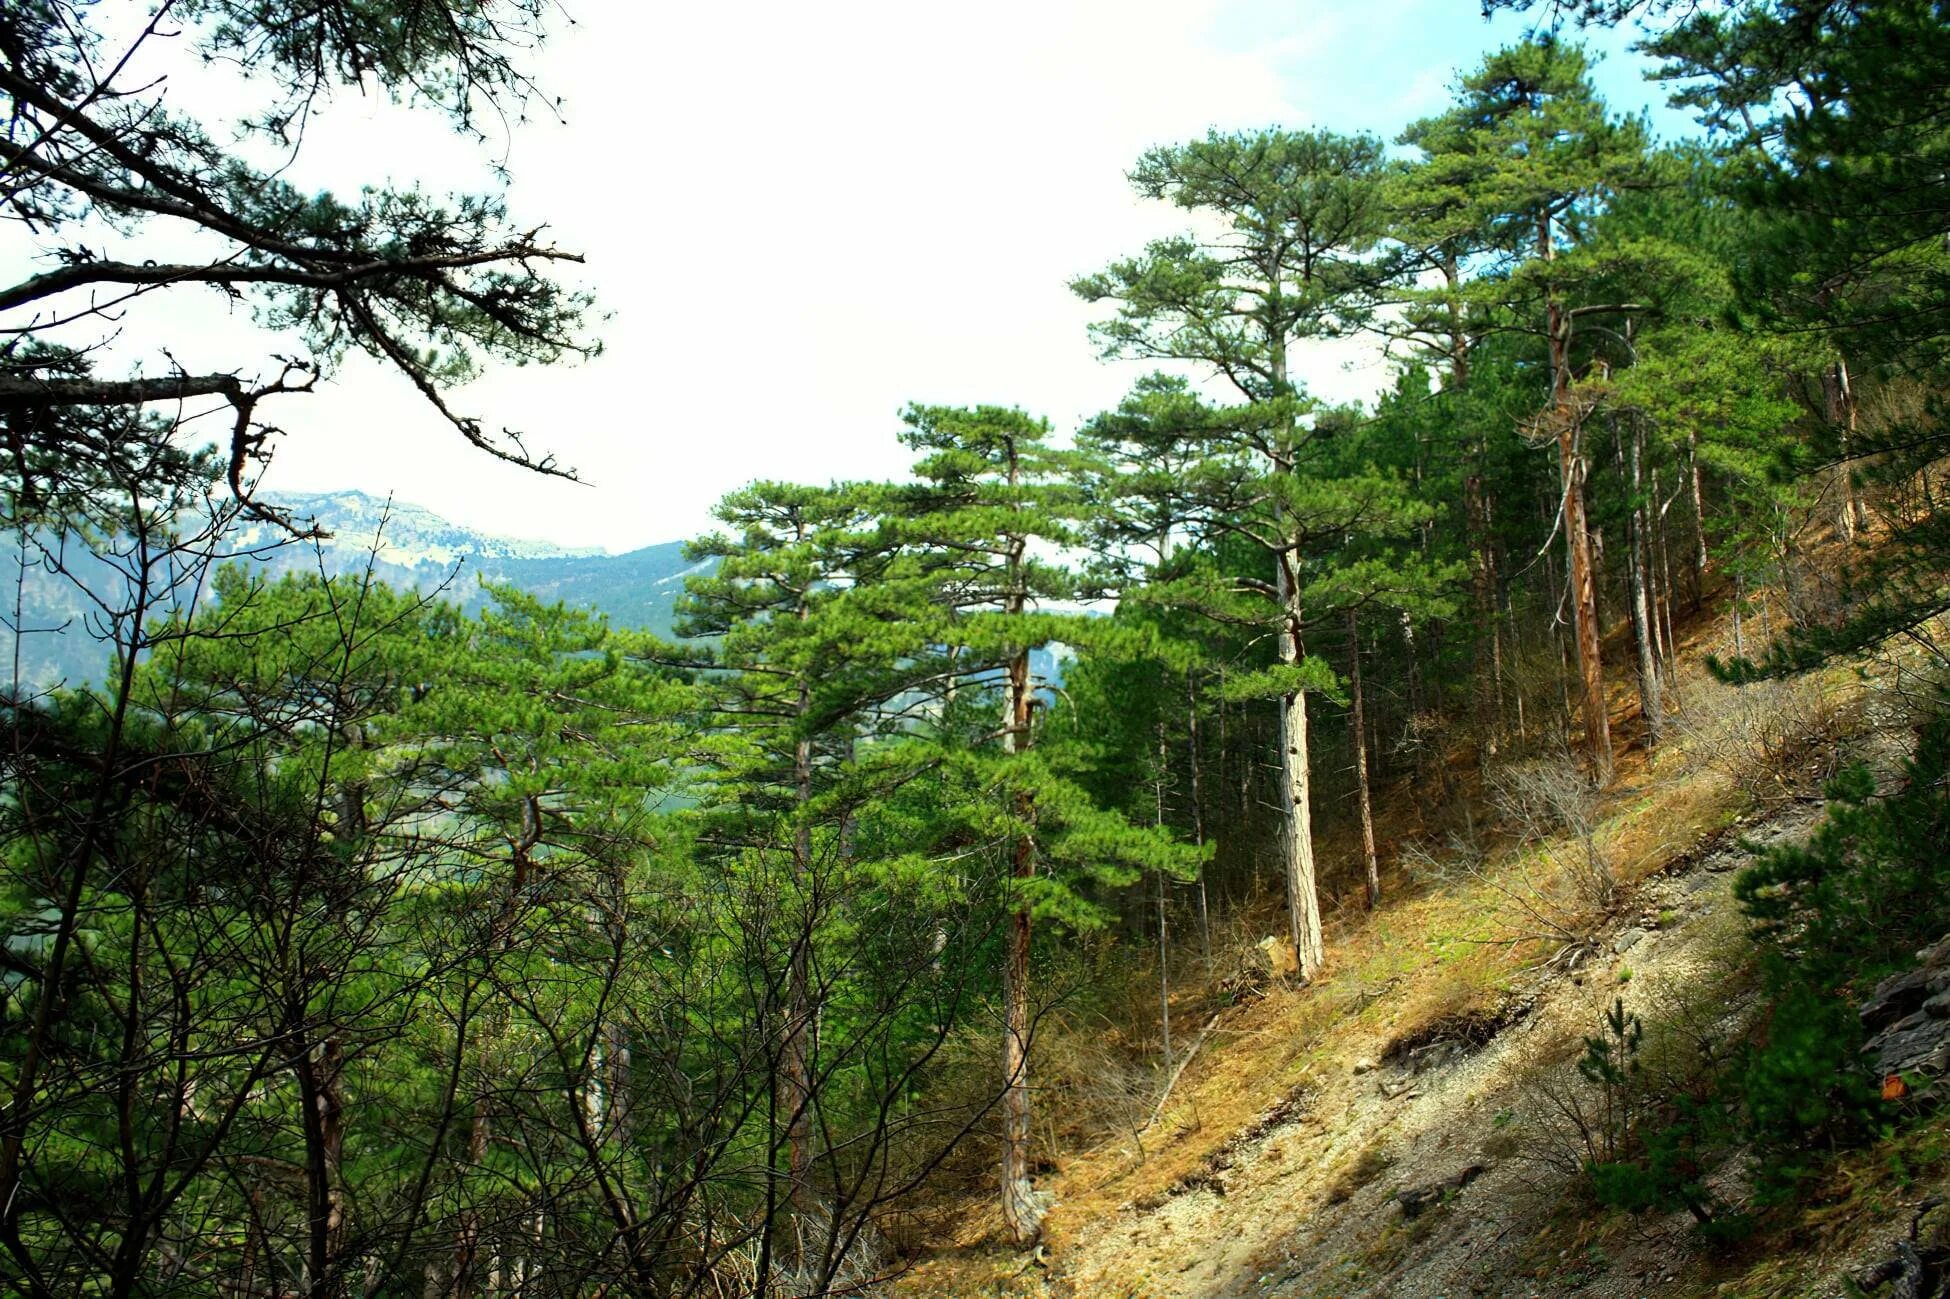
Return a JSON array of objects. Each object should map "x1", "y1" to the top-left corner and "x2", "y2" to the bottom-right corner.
[
  {"x1": 4, "y1": 491, "x2": 703, "y2": 686},
  {"x1": 3, "y1": 2, "x2": 1947, "y2": 1297}
]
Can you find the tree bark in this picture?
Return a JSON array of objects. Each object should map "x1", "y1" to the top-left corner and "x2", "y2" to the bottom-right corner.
[
  {"x1": 998, "y1": 639, "x2": 1042, "y2": 1247},
  {"x1": 1154, "y1": 731, "x2": 1173, "y2": 1072},
  {"x1": 1347, "y1": 610, "x2": 1381, "y2": 908},
  {"x1": 1625, "y1": 419, "x2": 1663, "y2": 745},
  {"x1": 296, "y1": 1034, "x2": 347, "y2": 1299},
  {"x1": 1687, "y1": 428, "x2": 1709, "y2": 609},
  {"x1": 782, "y1": 719, "x2": 814, "y2": 1207},
  {"x1": 780, "y1": 533, "x2": 818, "y2": 1224},
  {"x1": 998, "y1": 430, "x2": 1045, "y2": 1247},
  {"x1": 1825, "y1": 359, "x2": 1870, "y2": 542},
  {"x1": 1543, "y1": 213, "x2": 1611, "y2": 776},
  {"x1": 1276, "y1": 592, "x2": 1325, "y2": 979},
  {"x1": 1184, "y1": 670, "x2": 1211, "y2": 961},
  {"x1": 1266, "y1": 302, "x2": 1325, "y2": 979}
]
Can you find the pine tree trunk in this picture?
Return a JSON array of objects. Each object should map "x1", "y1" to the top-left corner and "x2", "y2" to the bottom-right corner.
[
  {"x1": 1268, "y1": 309, "x2": 1325, "y2": 980},
  {"x1": 998, "y1": 641, "x2": 1043, "y2": 1246},
  {"x1": 780, "y1": 557, "x2": 818, "y2": 1223},
  {"x1": 296, "y1": 1033, "x2": 346, "y2": 1299},
  {"x1": 1652, "y1": 467, "x2": 1681, "y2": 699},
  {"x1": 1348, "y1": 609, "x2": 1380, "y2": 909},
  {"x1": 1826, "y1": 359, "x2": 1869, "y2": 542},
  {"x1": 1626, "y1": 421, "x2": 1663, "y2": 745},
  {"x1": 1687, "y1": 429, "x2": 1709, "y2": 609},
  {"x1": 998, "y1": 438, "x2": 1043, "y2": 1247},
  {"x1": 1184, "y1": 670, "x2": 1211, "y2": 962},
  {"x1": 1442, "y1": 252, "x2": 1502, "y2": 757},
  {"x1": 1464, "y1": 465, "x2": 1499, "y2": 754},
  {"x1": 1154, "y1": 732, "x2": 1173, "y2": 1072},
  {"x1": 782, "y1": 723, "x2": 814, "y2": 1207},
  {"x1": 1732, "y1": 571, "x2": 1746, "y2": 659},
  {"x1": 1276, "y1": 590, "x2": 1325, "y2": 979},
  {"x1": 1544, "y1": 214, "x2": 1611, "y2": 777}
]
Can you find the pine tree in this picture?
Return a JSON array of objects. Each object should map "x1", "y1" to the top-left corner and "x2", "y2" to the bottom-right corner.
[
  {"x1": 672, "y1": 479, "x2": 905, "y2": 1262},
  {"x1": 1074, "y1": 129, "x2": 1393, "y2": 978},
  {"x1": 1082, "y1": 378, "x2": 1451, "y2": 970},
  {"x1": 1399, "y1": 38, "x2": 1652, "y2": 775},
  {"x1": 883, "y1": 403, "x2": 1204, "y2": 1246}
]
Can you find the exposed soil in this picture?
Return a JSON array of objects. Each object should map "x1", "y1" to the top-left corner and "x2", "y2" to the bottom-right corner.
[{"x1": 890, "y1": 624, "x2": 1950, "y2": 1299}]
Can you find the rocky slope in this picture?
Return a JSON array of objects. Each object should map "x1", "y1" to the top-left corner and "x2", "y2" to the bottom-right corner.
[{"x1": 895, "y1": 637, "x2": 1950, "y2": 1299}]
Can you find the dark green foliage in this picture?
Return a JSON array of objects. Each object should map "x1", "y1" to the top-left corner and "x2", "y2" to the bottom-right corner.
[
  {"x1": 11, "y1": 0, "x2": 1950, "y2": 1284},
  {"x1": 1572, "y1": 706, "x2": 1950, "y2": 1225},
  {"x1": 1731, "y1": 983, "x2": 1881, "y2": 1204},
  {"x1": 1720, "y1": 707, "x2": 1950, "y2": 1198},
  {"x1": 1736, "y1": 712, "x2": 1950, "y2": 991}
]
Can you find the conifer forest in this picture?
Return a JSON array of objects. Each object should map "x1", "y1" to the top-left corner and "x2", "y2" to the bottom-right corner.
[{"x1": 4, "y1": 2, "x2": 1950, "y2": 1296}]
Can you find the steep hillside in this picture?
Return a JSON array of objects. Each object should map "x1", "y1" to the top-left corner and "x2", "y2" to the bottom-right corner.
[{"x1": 894, "y1": 613, "x2": 1950, "y2": 1299}]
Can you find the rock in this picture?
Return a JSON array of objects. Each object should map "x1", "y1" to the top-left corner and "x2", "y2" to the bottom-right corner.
[
  {"x1": 1866, "y1": 981, "x2": 1950, "y2": 1085},
  {"x1": 1862, "y1": 967, "x2": 1937, "y2": 1034},
  {"x1": 1256, "y1": 935, "x2": 1298, "y2": 979},
  {"x1": 1409, "y1": 1041, "x2": 1464, "y2": 1075},
  {"x1": 1614, "y1": 927, "x2": 1648, "y2": 955},
  {"x1": 1857, "y1": 934, "x2": 1950, "y2": 1088},
  {"x1": 1915, "y1": 1200, "x2": 1950, "y2": 1254},
  {"x1": 1352, "y1": 1057, "x2": 1379, "y2": 1075},
  {"x1": 1397, "y1": 1164, "x2": 1489, "y2": 1219},
  {"x1": 1866, "y1": 1008, "x2": 1950, "y2": 1080},
  {"x1": 1845, "y1": 1197, "x2": 1950, "y2": 1299},
  {"x1": 1850, "y1": 1257, "x2": 1903, "y2": 1291}
]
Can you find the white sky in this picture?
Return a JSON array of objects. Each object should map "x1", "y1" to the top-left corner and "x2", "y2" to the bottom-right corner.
[{"x1": 12, "y1": 0, "x2": 1694, "y2": 552}]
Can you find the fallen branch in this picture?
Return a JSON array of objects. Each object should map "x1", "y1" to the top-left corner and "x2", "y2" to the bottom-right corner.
[{"x1": 1140, "y1": 1010, "x2": 1224, "y2": 1134}]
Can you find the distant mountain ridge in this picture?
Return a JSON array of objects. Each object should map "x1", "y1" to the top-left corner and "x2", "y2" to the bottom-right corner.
[
  {"x1": 3, "y1": 491, "x2": 702, "y2": 690},
  {"x1": 251, "y1": 490, "x2": 611, "y2": 565},
  {"x1": 241, "y1": 491, "x2": 704, "y2": 637}
]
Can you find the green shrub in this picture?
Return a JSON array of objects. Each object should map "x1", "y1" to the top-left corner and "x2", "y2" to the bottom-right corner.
[
  {"x1": 1726, "y1": 706, "x2": 1950, "y2": 1198},
  {"x1": 1735, "y1": 711, "x2": 1950, "y2": 995},
  {"x1": 1575, "y1": 999, "x2": 1730, "y2": 1225},
  {"x1": 1562, "y1": 708, "x2": 1949, "y2": 1224}
]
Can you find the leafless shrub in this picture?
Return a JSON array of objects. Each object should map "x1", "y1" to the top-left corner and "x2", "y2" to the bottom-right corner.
[
  {"x1": 717, "y1": 1204, "x2": 893, "y2": 1299},
  {"x1": 1490, "y1": 754, "x2": 1611, "y2": 903},
  {"x1": 1397, "y1": 817, "x2": 1490, "y2": 889},
  {"x1": 1671, "y1": 676, "x2": 1848, "y2": 806},
  {"x1": 1036, "y1": 1015, "x2": 1157, "y2": 1152},
  {"x1": 1459, "y1": 753, "x2": 1615, "y2": 968}
]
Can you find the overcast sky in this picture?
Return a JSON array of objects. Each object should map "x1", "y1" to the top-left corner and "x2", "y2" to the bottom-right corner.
[{"x1": 25, "y1": 1, "x2": 1695, "y2": 552}]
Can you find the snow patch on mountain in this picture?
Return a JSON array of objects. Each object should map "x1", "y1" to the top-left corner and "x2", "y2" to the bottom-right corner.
[{"x1": 249, "y1": 490, "x2": 608, "y2": 567}]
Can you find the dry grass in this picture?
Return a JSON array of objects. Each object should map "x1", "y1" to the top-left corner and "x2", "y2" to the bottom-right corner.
[
  {"x1": 900, "y1": 709, "x2": 1763, "y2": 1292},
  {"x1": 890, "y1": 581, "x2": 1924, "y2": 1298}
]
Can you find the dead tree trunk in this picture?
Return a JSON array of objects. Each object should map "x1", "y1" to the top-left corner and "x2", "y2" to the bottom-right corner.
[
  {"x1": 1347, "y1": 609, "x2": 1380, "y2": 909},
  {"x1": 1184, "y1": 670, "x2": 1211, "y2": 962}
]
